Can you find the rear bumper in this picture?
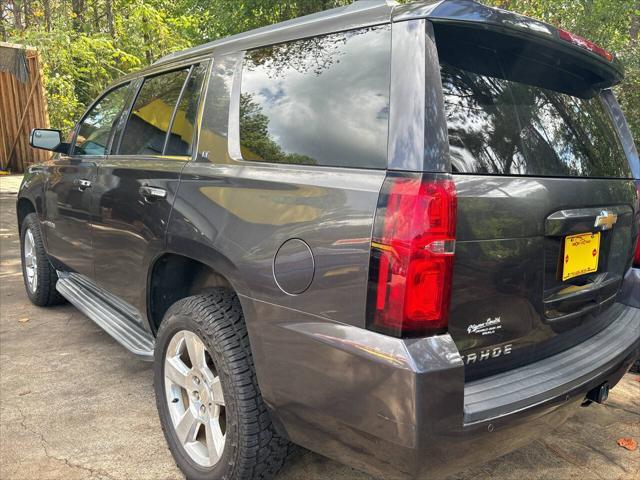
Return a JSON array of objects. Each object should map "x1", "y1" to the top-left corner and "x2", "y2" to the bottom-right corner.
[
  {"x1": 463, "y1": 305, "x2": 638, "y2": 425},
  {"x1": 249, "y1": 300, "x2": 640, "y2": 480}
]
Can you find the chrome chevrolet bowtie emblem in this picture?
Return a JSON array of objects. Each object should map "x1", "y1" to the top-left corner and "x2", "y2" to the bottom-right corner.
[{"x1": 594, "y1": 210, "x2": 617, "y2": 231}]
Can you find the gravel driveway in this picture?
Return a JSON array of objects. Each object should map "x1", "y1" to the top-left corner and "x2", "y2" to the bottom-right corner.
[{"x1": 1, "y1": 175, "x2": 638, "y2": 480}]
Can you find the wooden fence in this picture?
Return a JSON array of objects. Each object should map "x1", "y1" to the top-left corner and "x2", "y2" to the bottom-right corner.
[{"x1": 0, "y1": 42, "x2": 50, "y2": 173}]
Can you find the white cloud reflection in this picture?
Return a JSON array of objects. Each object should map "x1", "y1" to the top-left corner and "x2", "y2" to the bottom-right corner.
[{"x1": 241, "y1": 26, "x2": 391, "y2": 168}]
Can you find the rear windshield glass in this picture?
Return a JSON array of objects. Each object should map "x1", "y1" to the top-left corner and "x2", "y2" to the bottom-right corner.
[{"x1": 438, "y1": 40, "x2": 631, "y2": 179}]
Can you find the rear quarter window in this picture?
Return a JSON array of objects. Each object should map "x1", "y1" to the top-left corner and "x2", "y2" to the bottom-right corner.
[
  {"x1": 438, "y1": 40, "x2": 631, "y2": 179},
  {"x1": 239, "y1": 25, "x2": 391, "y2": 169}
]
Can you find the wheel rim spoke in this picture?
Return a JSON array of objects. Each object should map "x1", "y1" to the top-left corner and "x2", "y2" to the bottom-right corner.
[
  {"x1": 175, "y1": 409, "x2": 200, "y2": 446},
  {"x1": 164, "y1": 329, "x2": 226, "y2": 467},
  {"x1": 211, "y1": 377, "x2": 225, "y2": 406},
  {"x1": 185, "y1": 333, "x2": 206, "y2": 370},
  {"x1": 205, "y1": 419, "x2": 225, "y2": 462},
  {"x1": 165, "y1": 356, "x2": 192, "y2": 390}
]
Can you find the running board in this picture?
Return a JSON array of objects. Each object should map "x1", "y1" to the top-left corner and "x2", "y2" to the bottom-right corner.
[{"x1": 56, "y1": 274, "x2": 155, "y2": 361}]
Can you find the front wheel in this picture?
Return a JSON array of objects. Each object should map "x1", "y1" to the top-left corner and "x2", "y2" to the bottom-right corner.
[
  {"x1": 154, "y1": 290, "x2": 294, "y2": 480},
  {"x1": 20, "y1": 213, "x2": 65, "y2": 306}
]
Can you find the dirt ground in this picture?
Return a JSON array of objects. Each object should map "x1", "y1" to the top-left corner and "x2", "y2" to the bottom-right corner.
[{"x1": 0, "y1": 174, "x2": 638, "y2": 480}]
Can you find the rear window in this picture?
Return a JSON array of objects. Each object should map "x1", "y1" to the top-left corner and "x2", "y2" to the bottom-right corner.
[
  {"x1": 437, "y1": 37, "x2": 631, "y2": 179},
  {"x1": 239, "y1": 25, "x2": 391, "y2": 168}
]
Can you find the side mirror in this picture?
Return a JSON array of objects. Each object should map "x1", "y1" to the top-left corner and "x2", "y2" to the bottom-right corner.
[{"x1": 29, "y1": 128, "x2": 69, "y2": 154}]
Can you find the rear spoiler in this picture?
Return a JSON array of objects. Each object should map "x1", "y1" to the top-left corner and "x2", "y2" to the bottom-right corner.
[{"x1": 393, "y1": 0, "x2": 624, "y2": 89}]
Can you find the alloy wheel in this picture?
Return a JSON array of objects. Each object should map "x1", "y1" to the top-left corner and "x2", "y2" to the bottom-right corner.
[
  {"x1": 164, "y1": 330, "x2": 226, "y2": 467},
  {"x1": 23, "y1": 228, "x2": 38, "y2": 293}
]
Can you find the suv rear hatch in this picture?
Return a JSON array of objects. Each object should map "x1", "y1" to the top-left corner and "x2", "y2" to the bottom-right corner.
[{"x1": 429, "y1": 16, "x2": 638, "y2": 380}]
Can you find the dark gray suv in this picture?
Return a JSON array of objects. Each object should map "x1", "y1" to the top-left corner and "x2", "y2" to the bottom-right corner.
[{"x1": 18, "y1": 1, "x2": 640, "y2": 479}]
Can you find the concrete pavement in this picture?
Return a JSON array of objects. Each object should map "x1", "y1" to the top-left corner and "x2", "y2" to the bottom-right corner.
[{"x1": 0, "y1": 175, "x2": 638, "y2": 480}]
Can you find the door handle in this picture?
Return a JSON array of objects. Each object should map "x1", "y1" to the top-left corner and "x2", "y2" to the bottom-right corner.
[
  {"x1": 75, "y1": 178, "x2": 92, "y2": 190},
  {"x1": 139, "y1": 185, "x2": 167, "y2": 200}
]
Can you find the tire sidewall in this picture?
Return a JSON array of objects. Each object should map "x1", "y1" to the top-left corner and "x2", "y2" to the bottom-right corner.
[{"x1": 154, "y1": 308, "x2": 238, "y2": 480}]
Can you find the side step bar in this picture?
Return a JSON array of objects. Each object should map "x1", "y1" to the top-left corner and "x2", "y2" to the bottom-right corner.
[{"x1": 56, "y1": 274, "x2": 155, "y2": 361}]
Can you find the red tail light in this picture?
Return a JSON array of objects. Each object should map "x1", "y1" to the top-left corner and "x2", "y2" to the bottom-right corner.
[
  {"x1": 558, "y1": 29, "x2": 613, "y2": 62},
  {"x1": 366, "y1": 173, "x2": 457, "y2": 337}
]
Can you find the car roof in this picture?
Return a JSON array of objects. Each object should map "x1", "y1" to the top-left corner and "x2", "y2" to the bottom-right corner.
[
  {"x1": 113, "y1": 0, "x2": 622, "y2": 87},
  {"x1": 152, "y1": 0, "x2": 400, "y2": 67}
]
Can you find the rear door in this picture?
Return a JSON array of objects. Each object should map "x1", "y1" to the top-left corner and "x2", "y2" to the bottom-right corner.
[
  {"x1": 431, "y1": 23, "x2": 638, "y2": 379},
  {"x1": 44, "y1": 83, "x2": 131, "y2": 278},
  {"x1": 90, "y1": 63, "x2": 208, "y2": 320}
]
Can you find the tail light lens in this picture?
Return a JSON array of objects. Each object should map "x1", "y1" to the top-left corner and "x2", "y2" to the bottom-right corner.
[
  {"x1": 366, "y1": 173, "x2": 457, "y2": 337},
  {"x1": 558, "y1": 28, "x2": 613, "y2": 62}
]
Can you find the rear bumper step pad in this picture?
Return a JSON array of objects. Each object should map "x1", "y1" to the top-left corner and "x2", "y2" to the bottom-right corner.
[{"x1": 464, "y1": 304, "x2": 640, "y2": 424}]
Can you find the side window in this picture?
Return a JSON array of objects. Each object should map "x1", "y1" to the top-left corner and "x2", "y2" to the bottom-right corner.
[
  {"x1": 165, "y1": 64, "x2": 208, "y2": 156},
  {"x1": 73, "y1": 83, "x2": 130, "y2": 155},
  {"x1": 239, "y1": 25, "x2": 391, "y2": 168},
  {"x1": 118, "y1": 69, "x2": 189, "y2": 155}
]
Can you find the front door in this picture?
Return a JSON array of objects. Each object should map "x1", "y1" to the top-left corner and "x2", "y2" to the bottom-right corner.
[
  {"x1": 43, "y1": 83, "x2": 132, "y2": 278},
  {"x1": 91, "y1": 63, "x2": 208, "y2": 320}
]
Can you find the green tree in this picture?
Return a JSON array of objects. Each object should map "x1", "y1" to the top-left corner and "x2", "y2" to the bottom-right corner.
[
  {"x1": 3, "y1": 0, "x2": 353, "y2": 131},
  {"x1": 3, "y1": 0, "x2": 638, "y2": 143}
]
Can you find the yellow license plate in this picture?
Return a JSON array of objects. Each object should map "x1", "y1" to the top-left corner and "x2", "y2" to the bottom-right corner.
[{"x1": 562, "y1": 232, "x2": 600, "y2": 281}]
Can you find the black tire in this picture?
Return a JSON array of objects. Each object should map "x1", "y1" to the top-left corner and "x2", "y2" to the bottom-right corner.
[
  {"x1": 20, "y1": 213, "x2": 65, "y2": 306},
  {"x1": 154, "y1": 289, "x2": 294, "y2": 480}
]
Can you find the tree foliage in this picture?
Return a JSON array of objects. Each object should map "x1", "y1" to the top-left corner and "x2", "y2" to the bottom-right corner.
[
  {"x1": 2, "y1": 0, "x2": 638, "y2": 142},
  {"x1": 2, "y1": 0, "x2": 199, "y2": 130}
]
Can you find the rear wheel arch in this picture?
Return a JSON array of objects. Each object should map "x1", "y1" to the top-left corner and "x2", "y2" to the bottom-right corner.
[{"x1": 147, "y1": 253, "x2": 239, "y2": 335}]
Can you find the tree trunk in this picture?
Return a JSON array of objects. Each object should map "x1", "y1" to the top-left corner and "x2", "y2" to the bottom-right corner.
[
  {"x1": 12, "y1": 0, "x2": 23, "y2": 29},
  {"x1": 92, "y1": 2, "x2": 99, "y2": 31},
  {"x1": 43, "y1": 0, "x2": 51, "y2": 32},
  {"x1": 106, "y1": 0, "x2": 115, "y2": 37},
  {"x1": 142, "y1": 13, "x2": 152, "y2": 64},
  {"x1": 71, "y1": 0, "x2": 84, "y2": 32},
  {"x1": 22, "y1": 0, "x2": 30, "y2": 28},
  {"x1": 0, "y1": 3, "x2": 7, "y2": 40},
  {"x1": 631, "y1": 3, "x2": 639, "y2": 46}
]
